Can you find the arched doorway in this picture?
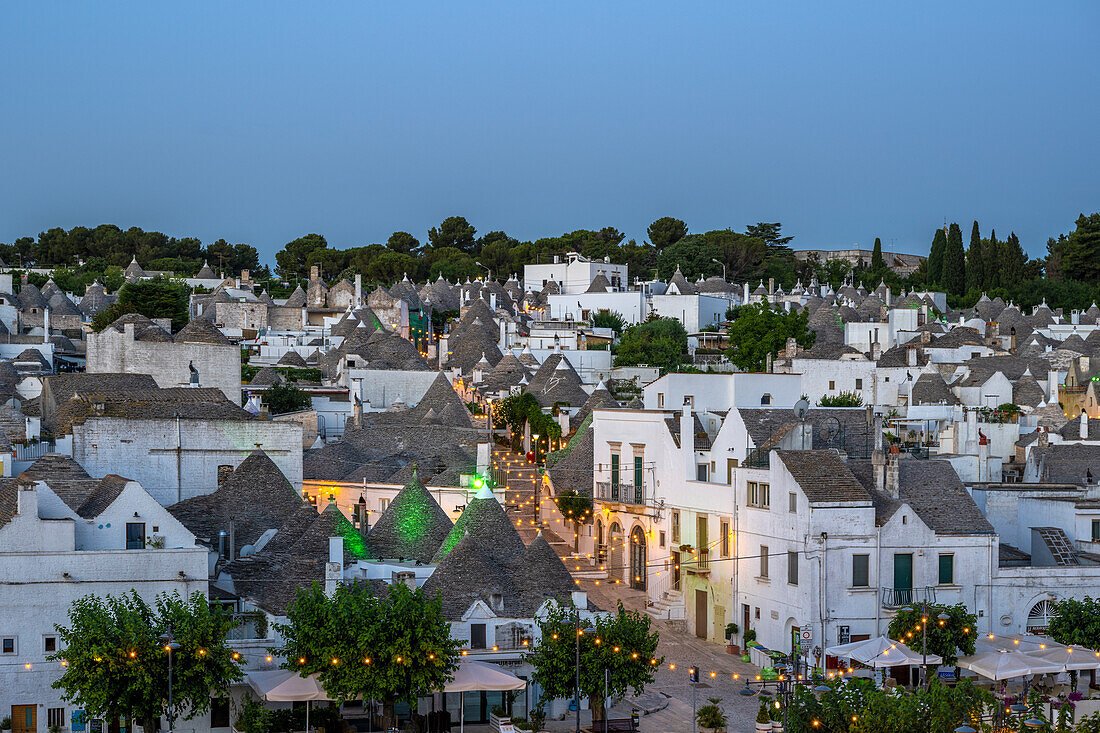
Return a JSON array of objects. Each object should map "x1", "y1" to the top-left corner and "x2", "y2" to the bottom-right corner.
[
  {"x1": 595, "y1": 518, "x2": 605, "y2": 565},
  {"x1": 630, "y1": 526, "x2": 647, "y2": 591},
  {"x1": 609, "y1": 522, "x2": 623, "y2": 584},
  {"x1": 1027, "y1": 600, "x2": 1055, "y2": 634}
]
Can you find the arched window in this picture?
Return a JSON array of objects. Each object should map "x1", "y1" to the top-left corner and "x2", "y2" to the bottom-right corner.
[
  {"x1": 1027, "y1": 600, "x2": 1055, "y2": 634},
  {"x1": 630, "y1": 526, "x2": 647, "y2": 591},
  {"x1": 761, "y1": 393, "x2": 772, "y2": 405}
]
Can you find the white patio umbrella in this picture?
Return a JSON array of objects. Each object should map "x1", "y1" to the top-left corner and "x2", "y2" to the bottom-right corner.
[
  {"x1": 444, "y1": 662, "x2": 526, "y2": 733},
  {"x1": 825, "y1": 635, "x2": 943, "y2": 668},
  {"x1": 248, "y1": 670, "x2": 330, "y2": 732},
  {"x1": 957, "y1": 649, "x2": 1064, "y2": 680},
  {"x1": 1028, "y1": 644, "x2": 1100, "y2": 671}
]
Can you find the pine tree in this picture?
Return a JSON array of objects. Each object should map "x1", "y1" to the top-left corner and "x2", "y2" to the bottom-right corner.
[
  {"x1": 965, "y1": 221, "x2": 984, "y2": 293},
  {"x1": 942, "y1": 222, "x2": 966, "y2": 295},
  {"x1": 927, "y1": 227, "x2": 947, "y2": 287},
  {"x1": 871, "y1": 237, "x2": 885, "y2": 271},
  {"x1": 984, "y1": 229, "x2": 1000, "y2": 290}
]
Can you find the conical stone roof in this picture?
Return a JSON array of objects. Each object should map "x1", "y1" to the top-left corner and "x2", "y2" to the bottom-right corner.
[
  {"x1": 365, "y1": 470, "x2": 454, "y2": 562},
  {"x1": 431, "y1": 488, "x2": 525, "y2": 565}
]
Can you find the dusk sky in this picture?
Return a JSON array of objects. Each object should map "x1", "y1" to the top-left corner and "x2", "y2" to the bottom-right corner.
[{"x1": 2, "y1": 2, "x2": 1097, "y2": 264}]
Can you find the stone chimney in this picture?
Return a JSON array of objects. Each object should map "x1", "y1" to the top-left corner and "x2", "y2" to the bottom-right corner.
[
  {"x1": 872, "y1": 448, "x2": 886, "y2": 493},
  {"x1": 871, "y1": 342, "x2": 882, "y2": 361},
  {"x1": 354, "y1": 274, "x2": 362, "y2": 306},
  {"x1": 786, "y1": 337, "x2": 799, "y2": 358},
  {"x1": 1083, "y1": 411, "x2": 1090, "y2": 440},
  {"x1": 217, "y1": 464, "x2": 233, "y2": 488},
  {"x1": 907, "y1": 346, "x2": 918, "y2": 366},
  {"x1": 240, "y1": 269, "x2": 250, "y2": 285},
  {"x1": 920, "y1": 330, "x2": 931, "y2": 345},
  {"x1": 768, "y1": 277, "x2": 775, "y2": 296},
  {"x1": 123, "y1": 321, "x2": 136, "y2": 342},
  {"x1": 885, "y1": 445, "x2": 901, "y2": 499},
  {"x1": 766, "y1": 353, "x2": 773, "y2": 373},
  {"x1": 1049, "y1": 370, "x2": 1060, "y2": 404},
  {"x1": 986, "y1": 321, "x2": 1000, "y2": 344},
  {"x1": 17, "y1": 483, "x2": 38, "y2": 518},
  {"x1": 1038, "y1": 426, "x2": 1049, "y2": 450},
  {"x1": 681, "y1": 402, "x2": 694, "y2": 480},
  {"x1": 310, "y1": 265, "x2": 319, "y2": 281},
  {"x1": 325, "y1": 536, "x2": 343, "y2": 595},
  {"x1": 572, "y1": 590, "x2": 588, "y2": 609}
]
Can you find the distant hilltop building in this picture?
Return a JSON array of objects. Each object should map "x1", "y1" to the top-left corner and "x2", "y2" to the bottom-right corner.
[{"x1": 794, "y1": 248, "x2": 925, "y2": 276}]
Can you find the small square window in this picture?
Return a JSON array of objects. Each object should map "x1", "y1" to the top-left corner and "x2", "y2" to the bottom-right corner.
[
  {"x1": 659, "y1": 531, "x2": 666, "y2": 548},
  {"x1": 48, "y1": 709, "x2": 65, "y2": 729},
  {"x1": 2, "y1": 637, "x2": 14, "y2": 654},
  {"x1": 754, "y1": 607, "x2": 761, "y2": 620},
  {"x1": 828, "y1": 380, "x2": 835, "y2": 391},
  {"x1": 44, "y1": 636, "x2": 57, "y2": 653},
  {"x1": 855, "y1": 378, "x2": 863, "y2": 390},
  {"x1": 788, "y1": 492, "x2": 797, "y2": 513}
]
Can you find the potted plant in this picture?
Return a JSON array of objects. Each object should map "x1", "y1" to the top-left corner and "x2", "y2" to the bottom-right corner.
[
  {"x1": 770, "y1": 702, "x2": 784, "y2": 732},
  {"x1": 755, "y1": 700, "x2": 772, "y2": 733},
  {"x1": 528, "y1": 704, "x2": 546, "y2": 733},
  {"x1": 725, "y1": 622, "x2": 740, "y2": 654},
  {"x1": 1, "y1": 717, "x2": 11, "y2": 732},
  {"x1": 696, "y1": 698, "x2": 727, "y2": 732},
  {"x1": 742, "y1": 627, "x2": 757, "y2": 662},
  {"x1": 489, "y1": 704, "x2": 508, "y2": 731}
]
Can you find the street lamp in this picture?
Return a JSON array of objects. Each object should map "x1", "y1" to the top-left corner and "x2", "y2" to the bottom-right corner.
[
  {"x1": 902, "y1": 604, "x2": 950, "y2": 688},
  {"x1": 475, "y1": 261, "x2": 491, "y2": 282},
  {"x1": 710, "y1": 258, "x2": 727, "y2": 281},
  {"x1": 159, "y1": 625, "x2": 181, "y2": 733}
]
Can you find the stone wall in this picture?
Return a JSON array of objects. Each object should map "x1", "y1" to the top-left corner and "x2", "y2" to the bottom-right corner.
[
  {"x1": 71, "y1": 416, "x2": 303, "y2": 504},
  {"x1": 86, "y1": 328, "x2": 242, "y2": 402}
]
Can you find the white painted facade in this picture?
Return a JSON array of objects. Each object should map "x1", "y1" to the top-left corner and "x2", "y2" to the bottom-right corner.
[
  {"x1": 0, "y1": 483, "x2": 207, "y2": 732},
  {"x1": 71, "y1": 417, "x2": 303, "y2": 505},
  {"x1": 524, "y1": 254, "x2": 628, "y2": 294}
]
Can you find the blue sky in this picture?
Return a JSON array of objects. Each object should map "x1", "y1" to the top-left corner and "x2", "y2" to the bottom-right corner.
[{"x1": 1, "y1": 2, "x2": 1097, "y2": 264}]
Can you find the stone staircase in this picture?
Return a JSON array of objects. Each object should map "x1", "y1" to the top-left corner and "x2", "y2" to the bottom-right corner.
[{"x1": 645, "y1": 589, "x2": 686, "y2": 622}]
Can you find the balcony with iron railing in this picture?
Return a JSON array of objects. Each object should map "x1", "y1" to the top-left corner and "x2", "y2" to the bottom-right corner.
[
  {"x1": 880, "y1": 586, "x2": 936, "y2": 609},
  {"x1": 594, "y1": 481, "x2": 650, "y2": 507}
]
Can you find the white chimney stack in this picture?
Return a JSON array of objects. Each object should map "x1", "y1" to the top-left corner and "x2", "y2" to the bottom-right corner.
[{"x1": 1083, "y1": 412, "x2": 1090, "y2": 441}]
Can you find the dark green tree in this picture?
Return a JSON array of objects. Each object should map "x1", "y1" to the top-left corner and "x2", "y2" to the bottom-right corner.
[
  {"x1": 744, "y1": 222, "x2": 794, "y2": 254},
  {"x1": 927, "y1": 227, "x2": 947, "y2": 287},
  {"x1": 275, "y1": 582, "x2": 461, "y2": 731},
  {"x1": 427, "y1": 216, "x2": 477, "y2": 253},
  {"x1": 870, "y1": 238, "x2": 885, "y2": 271},
  {"x1": 983, "y1": 230, "x2": 1001, "y2": 290},
  {"x1": 1000, "y1": 232, "x2": 1027, "y2": 284},
  {"x1": 386, "y1": 231, "x2": 420, "y2": 255},
  {"x1": 1049, "y1": 213, "x2": 1100, "y2": 283},
  {"x1": 964, "y1": 222, "x2": 983, "y2": 293},
  {"x1": 117, "y1": 276, "x2": 191, "y2": 331},
  {"x1": 818, "y1": 391, "x2": 863, "y2": 407},
  {"x1": 725, "y1": 303, "x2": 815, "y2": 372},
  {"x1": 1047, "y1": 596, "x2": 1100, "y2": 649},
  {"x1": 527, "y1": 602, "x2": 661, "y2": 724},
  {"x1": 275, "y1": 233, "x2": 328, "y2": 279},
  {"x1": 613, "y1": 317, "x2": 689, "y2": 373},
  {"x1": 51, "y1": 591, "x2": 242, "y2": 733},
  {"x1": 591, "y1": 310, "x2": 626, "y2": 334},
  {"x1": 886, "y1": 602, "x2": 977, "y2": 667},
  {"x1": 261, "y1": 383, "x2": 313, "y2": 414},
  {"x1": 941, "y1": 223, "x2": 966, "y2": 295},
  {"x1": 646, "y1": 217, "x2": 687, "y2": 250}
]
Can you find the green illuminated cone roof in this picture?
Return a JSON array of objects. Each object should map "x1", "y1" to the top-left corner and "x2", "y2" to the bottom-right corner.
[
  {"x1": 365, "y1": 470, "x2": 454, "y2": 562},
  {"x1": 431, "y1": 487, "x2": 525, "y2": 565}
]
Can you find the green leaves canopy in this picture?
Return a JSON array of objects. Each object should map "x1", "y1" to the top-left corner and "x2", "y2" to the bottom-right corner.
[
  {"x1": 273, "y1": 582, "x2": 460, "y2": 711},
  {"x1": 527, "y1": 601, "x2": 661, "y2": 716},
  {"x1": 725, "y1": 303, "x2": 815, "y2": 372},
  {"x1": 886, "y1": 602, "x2": 977, "y2": 667},
  {"x1": 51, "y1": 591, "x2": 242, "y2": 731},
  {"x1": 1048, "y1": 596, "x2": 1100, "y2": 649},
  {"x1": 613, "y1": 316, "x2": 688, "y2": 374}
]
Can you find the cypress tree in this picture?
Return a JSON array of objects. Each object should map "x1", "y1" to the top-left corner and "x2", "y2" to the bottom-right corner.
[
  {"x1": 871, "y1": 237, "x2": 885, "y2": 271},
  {"x1": 942, "y1": 222, "x2": 966, "y2": 295},
  {"x1": 1002, "y1": 232, "x2": 1027, "y2": 283},
  {"x1": 985, "y1": 229, "x2": 1000, "y2": 290},
  {"x1": 965, "y1": 221, "x2": 984, "y2": 293},
  {"x1": 928, "y1": 227, "x2": 947, "y2": 287}
]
